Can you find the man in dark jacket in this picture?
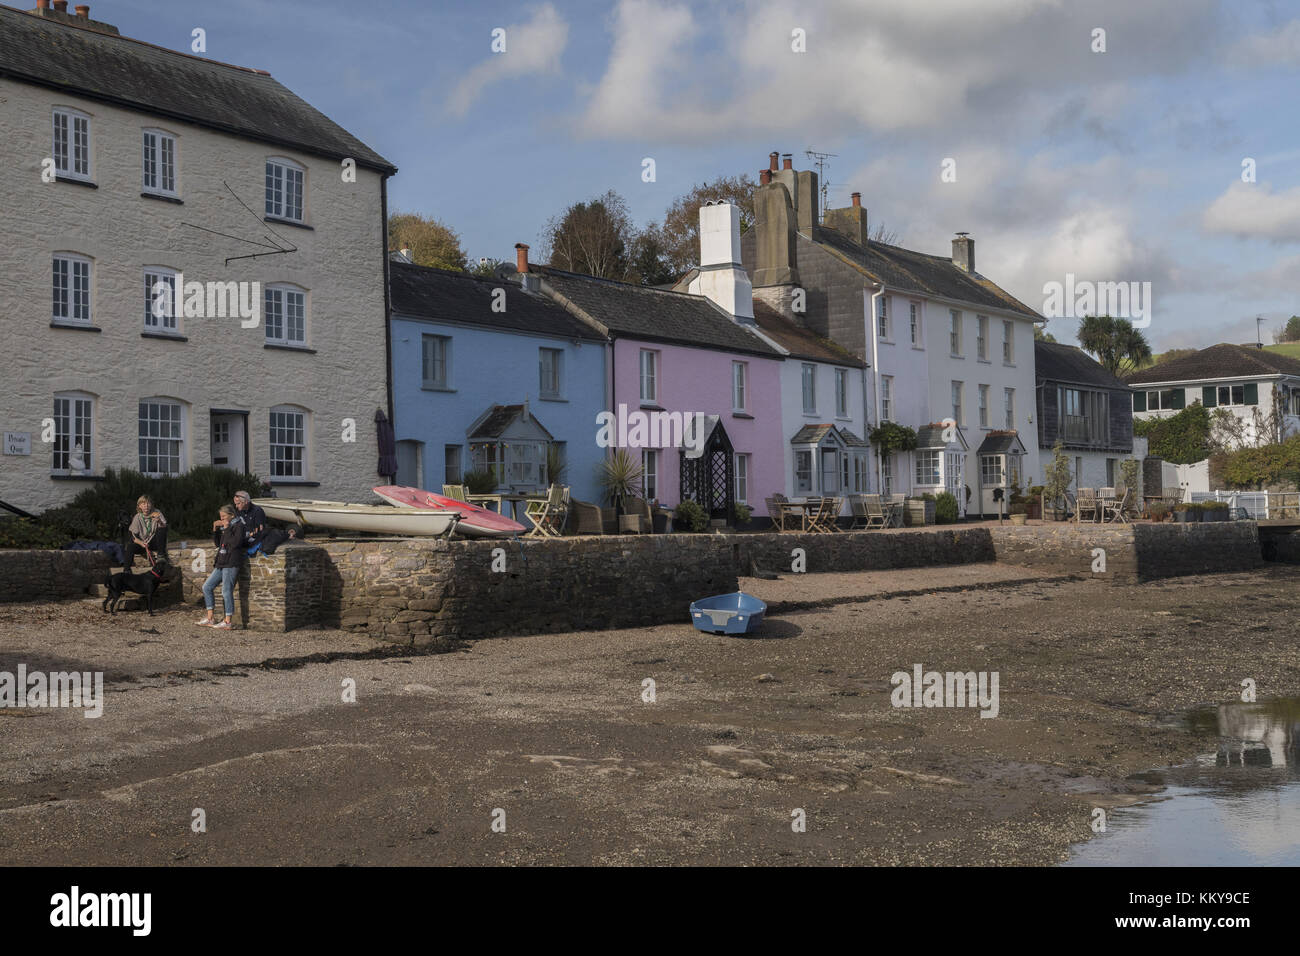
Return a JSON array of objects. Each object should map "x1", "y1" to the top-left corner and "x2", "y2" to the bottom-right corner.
[{"x1": 233, "y1": 491, "x2": 266, "y2": 547}]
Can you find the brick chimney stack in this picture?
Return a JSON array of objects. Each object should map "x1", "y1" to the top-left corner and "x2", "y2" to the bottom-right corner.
[
  {"x1": 515, "y1": 243, "x2": 530, "y2": 274},
  {"x1": 782, "y1": 154, "x2": 793, "y2": 170},
  {"x1": 759, "y1": 168, "x2": 771, "y2": 185},
  {"x1": 823, "y1": 190, "x2": 869, "y2": 247},
  {"x1": 851, "y1": 192, "x2": 861, "y2": 207},
  {"x1": 952, "y1": 233, "x2": 975, "y2": 273},
  {"x1": 52, "y1": 0, "x2": 67, "y2": 10},
  {"x1": 75, "y1": 4, "x2": 89, "y2": 15},
  {"x1": 769, "y1": 151, "x2": 779, "y2": 172}
]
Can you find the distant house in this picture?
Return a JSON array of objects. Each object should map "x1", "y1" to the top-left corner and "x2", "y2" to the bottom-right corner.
[
  {"x1": 520, "y1": 237, "x2": 786, "y2": 519},
  {"x1": 387, "y1": 259, "x2": 607, "y2": 503},
  {"x1": 1035, "y1": 340, "x2": 1140, "y2": 492},
  {"x1": 0, "y1": 4, "x2": 395, "y2": 512},
  {"x1": 738, "y1": 152, "x2": 1041, "y2": 515}
]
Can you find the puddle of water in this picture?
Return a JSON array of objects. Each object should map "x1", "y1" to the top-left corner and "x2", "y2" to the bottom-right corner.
[{"x1": 1066, "y1": 698, "x2": 1300, "y2": 866}]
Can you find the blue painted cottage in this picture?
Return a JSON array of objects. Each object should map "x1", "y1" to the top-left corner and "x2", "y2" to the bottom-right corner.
[{"x1": 388, "y1": 259, "x2": 607, "y2": 503}]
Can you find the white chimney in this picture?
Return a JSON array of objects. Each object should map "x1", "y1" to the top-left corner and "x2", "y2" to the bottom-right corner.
[{"x1": 689, "y1": 201, "x2": 754, "y2": 322}]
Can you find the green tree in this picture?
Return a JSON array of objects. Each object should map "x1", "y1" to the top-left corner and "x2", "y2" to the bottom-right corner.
[
  {"x1": 1279, "y1": 315, "x2": 1300, "y2": 343},
  {"x1": 1077, "y1": 315, "x2": 1152, "y2": 375},
  {"x1": 1034, "y1": 325, "x2": 1057, "y2": 343},
  {"x1": 388, "y1": 211, "x2": 467, "y2": 271},
  {"x1": 541, "y1": 190, "x2": 635, "y2": 280},
  {"x1": 626, "y1": 224, "x2": 677, "y2": 286}
]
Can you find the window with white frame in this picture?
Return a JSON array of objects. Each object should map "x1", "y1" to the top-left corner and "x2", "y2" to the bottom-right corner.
[
  {"x1": 881, "y1": 453, "x2": 894, "y2": 495},
  {"x1": 915, "y1": 449, "x2": 941, "y2": 486},
  {"x1": 539, "y1": 348, "x2": 562, "y2": 398},
  {"x1": 264, "y1": 285, "x2": 306, "y2": 346},
  {"x1": 1216, "y1": 384, "x2": 1250, "y2": 406},
  {"x1": 506, "y1": 441, "x2": 542, "y2": 486},
  {"x1": 732, "y1": 361, "x2": 747, "y2": 412},
  {"x1": 835, "y1": 368, "x2": 848, "y2": 417},
  {"x1": 1004, "y1": 388, "x2": 1016, "y2": 430},
  {"x1": 877, "y1": 296, "x2": 890, "y2": 339},
  {"x1": 880, "y1": 374, "x2": 893, "y2": 421},
  {"x1": 977, "y1": 315, "x2": 988, "y2": 360},
  {"x1": 853, "y1": 454, "x2": 867, "y2": 492},
  {"x1": 978, "y1": 384, "x2": 989, "y2": 427},
  {"x1": 949, "y1": 310, "x2": 962, "y2": 356},
  {"x1": 52, "y1": 107, "x2": 91, "y2": 180},
  {"x1": 52, "y1": 254, "x2": 92, "y2": 325},
  {"x1": 269, "y1": 406, "x2": 307, "y2": 479},
  {"x1": 795, "y1": 449, "x2": 813, "y2": 493},
  {"x1": 951, "y1": 380, "x2": 964, "y2": 426},
  {"x1": 639, "y1": 349, "x2": 657, "y2": 403},
  {"x1": 1002, "y1": 320, "x2": 1014, "y2": 363},
  {"x1": 841, "y1": 453, "x2": 849, "y2": 491},
  {"x1": 138, "y1": 399, "x2": 184, "y2": 476},
  {"x1": 51, "y1": 392, "x2": 93, "y2": 474},
  {"x1": 801, "y1": 363, "x2": 817, "y2": 414},
  {"x1": 141, "y1": 129, "x2": 177, "y2": 195},
  {"x1": 143, "y1": 267, "x2": 178, "y2": 332},
  {"x1": 642, "y1": 449, "x2": 658, "y2": 500},
  {"x1": 734, "y1": 453, "x2": 749, "y2": 503},
  {"x1": 422, "y1": 334, "x2": 450, "y2": 388},
  {"x1": 910, "y1": 302, "x2": 921, "y2": 346},
  {"x1": 980, "y1": 454, "x2": 1004, "y2": 486},
  {"x1": 265, "y1": 158, "x2": 305, "y2": 222}
]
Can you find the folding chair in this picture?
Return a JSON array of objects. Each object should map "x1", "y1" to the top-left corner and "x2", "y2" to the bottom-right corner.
[
  {"x1": 443, "y1": 484, "x2": 467, "y2": 502},
  {"x1": 525, "y1": 484, "x2": 567, "y2": 537}
]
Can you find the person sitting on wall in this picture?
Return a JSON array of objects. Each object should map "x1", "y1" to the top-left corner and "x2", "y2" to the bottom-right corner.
[
  {"x1": 233, "y1": 490, "x2": 266, "y2": 549},
  {"x1": 127, "y1": 495, "x2": 168, "y2": 569}
]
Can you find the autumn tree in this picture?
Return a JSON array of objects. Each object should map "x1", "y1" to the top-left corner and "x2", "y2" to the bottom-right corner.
[
  {"x1": 659, "y1": 174, "x2": 757, "y2": 276},
  {"x1": 389, "y1": 212, "x2": 467, "y2": 271},
  {"x1": 540, "y1": 190, "x2": 636, "y2": 281}
]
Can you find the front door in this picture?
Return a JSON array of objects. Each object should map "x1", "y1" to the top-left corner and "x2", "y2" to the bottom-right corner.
[
  {"x1": 979, "y1": 453, "x2": 1004, "y2": 517},
  {"x1": 210, "y1": 412, "x2": 246, "y2": 472},
  {"x1": 945, "y1": 451, "x2": 966, "y2": 517},
  {"x1": 396, "y1": 440, "x2": 424, "y2": 490}
]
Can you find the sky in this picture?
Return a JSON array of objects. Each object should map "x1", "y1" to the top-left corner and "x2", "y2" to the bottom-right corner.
[{"x1": 103, "y1": 0, "x2": 1300, "y2": 352}]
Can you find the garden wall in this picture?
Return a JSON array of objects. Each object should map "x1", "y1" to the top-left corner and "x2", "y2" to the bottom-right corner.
[{"x1": 0, "y1": 548, "x2": 110, "y2": 603}]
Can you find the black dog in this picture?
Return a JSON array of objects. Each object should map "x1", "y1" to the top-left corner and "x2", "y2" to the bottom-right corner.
[{"x1": 102, "y1": 553, "x2": 170, "y2": 616}]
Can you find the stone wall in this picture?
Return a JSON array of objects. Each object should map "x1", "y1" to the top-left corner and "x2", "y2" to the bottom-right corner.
[
  {"x1": 177, "y1": 545, "x2": 334, "y2": 631},
  {"x1": 737, "y1": 529, "x2": 995, "y2": 574},
  {"x1": 989, "y1": 522, "x2": 1261, "y2": 583},
  {"x1": 0, "y1": 548, "x2": 110, "y2": 603}
]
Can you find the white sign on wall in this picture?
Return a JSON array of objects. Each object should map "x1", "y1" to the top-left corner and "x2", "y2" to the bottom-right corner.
[{"x1": 3, "y1": 432, "x2": 31, "y2": 456}]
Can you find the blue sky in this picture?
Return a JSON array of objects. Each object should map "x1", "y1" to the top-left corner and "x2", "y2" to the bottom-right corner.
[{"x1": 108, "y1": 0, "x2": 1300, "y2": 351}]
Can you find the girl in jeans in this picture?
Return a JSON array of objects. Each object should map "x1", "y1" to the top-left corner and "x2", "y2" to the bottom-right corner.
[{"x1": 197, "y1": 505, "x2": 247, "y2": 630}]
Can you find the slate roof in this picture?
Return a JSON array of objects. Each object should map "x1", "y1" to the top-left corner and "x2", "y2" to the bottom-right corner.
[
  {"x1": 533, "y1": 267, "x2": 782, "y2": 358},
  {"x1": 915, "y1": 423, "x2": 969, "y2": 450},
  {"x1": 0, "y1": 5, "x2": 395, "y2": 172},
  {"x1": 1035, "y1": 341, "x2": 1130, "y2": 390},
  {"x1": 1124, "y1": 343, "x2": 1300, "y2": 385},
  {"x1": 751, "y1": 300, "x2": 866, "y2": 366},
  {"x1": 790, "y1": 424, "x2": 839, "y2": 445},
  {"x1": 976, "y1": 430, "x2": 1027, "y2": 455},
  {"x1": 390, "y1": 262, "x2": 605, "y2": 342},
  {"x1": 840, "y1": 428, "x2": 868, "y2": 448},
  {"x1": 468, "y1": 404, "x2": 553, "y2": 441},
  {"x1": 810, "y1": 227, "x2": 1042, "y2": 320}
]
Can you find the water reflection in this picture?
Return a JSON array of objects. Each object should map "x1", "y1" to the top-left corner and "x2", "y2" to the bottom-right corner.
[{"x1": 1066, "y1": 698, "x2": 1300, "y2": 866}]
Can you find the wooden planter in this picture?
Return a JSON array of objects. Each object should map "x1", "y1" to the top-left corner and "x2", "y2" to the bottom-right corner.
[{"x1": 906, "y1": 499, "x2": 936, "y2": 526}]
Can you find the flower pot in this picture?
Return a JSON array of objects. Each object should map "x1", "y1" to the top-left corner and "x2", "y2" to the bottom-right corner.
[
  {"x1": 1009, "y1": 513, "x2": 1028, "y2": 526},
  {"x1": 1173, "y1": 510, "x2": 1190, "y2": 523}
]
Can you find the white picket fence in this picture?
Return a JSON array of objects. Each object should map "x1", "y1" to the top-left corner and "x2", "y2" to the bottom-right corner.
[{"x1": 1189, "y1": 490, "x2": 1299, "y2": 519}]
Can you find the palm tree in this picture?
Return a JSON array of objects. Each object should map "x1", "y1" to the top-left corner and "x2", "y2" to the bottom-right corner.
[{"x1": 1077, "y1": 315, "x2": 1153, "y2": 376}]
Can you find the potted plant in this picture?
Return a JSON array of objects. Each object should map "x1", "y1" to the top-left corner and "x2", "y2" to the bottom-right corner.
[
  {"x1": 1173, "y1": 502, "x2": 1197, "y2": 523},
  {"x1": 731, "y1": 501, "x2": 753, "y2": 531},
  {"x1": 1042, "y1": 441, "x2": 1072, "y2": 521},
  {"x1": 673, "y1": 498, "x2": 708, "y2": 533},
  {"x1": 596, "y1": 449, "x2": 643, "y2": 516},
  {"x1": 1009, "y1": 504, "x2": 1028, "y2": 526},
  {"x1": 1027, "y1": 485, "x2": 1044, "y2": 520},
  {"x1": 906, "y1": 493, "x2": 937, "y2": 526},
  {"x1": 1204, "y1": 501, "x2": 1228, "y2": 522},
  {"x1": 463, "y1": 468, "x2": 498, "y2": 495},
  {"x1": 1148, "y1": 500, "x2": 1169, "y2": 523}
]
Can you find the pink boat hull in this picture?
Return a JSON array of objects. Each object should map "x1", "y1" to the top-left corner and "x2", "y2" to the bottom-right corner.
[{"x1": 372, "y1": 486, "x2": 526, "y2": 537}]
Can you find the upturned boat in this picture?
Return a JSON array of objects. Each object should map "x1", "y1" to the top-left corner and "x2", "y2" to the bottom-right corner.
[
  {"x1": 372, "y1": 485, "x2": 525, "y2": 538},
  {"x1": 252, "y1": 499, "x2": 460, "y2": 536}
]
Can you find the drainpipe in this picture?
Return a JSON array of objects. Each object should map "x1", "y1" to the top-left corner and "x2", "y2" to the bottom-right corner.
[
  {"x1": 867, "y1": 282, "x2": 885, "y2": 493},
  {"x1": 380, "y1": 172, "x2": 396, "y2": 483}
]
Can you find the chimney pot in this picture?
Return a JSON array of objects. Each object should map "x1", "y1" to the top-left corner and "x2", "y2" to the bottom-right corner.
[
  {"x1": 52, "y1": 0, "x2": 67, "y2": 10},
  {"x1": 782, "y1": 154, "x2": 793, "y2": 170},
  {"x1": 515, "y1": 242, "x2": 530, "y2": 274},
  {"x1": 769, "y1": 151, "x2": 779, "y2": 172},
  {"x1": 759, "y1": 168, "x2": 771, "y2": 185},
  {"x1": 36, "y1": 0, "x2": 50, "y2": 9},
  {"x1": 75, "y1": 3, "x2": 89, "y2": 15},
  {"x1": 851, "y1": 192, "x2": 861, "y2": 207}
]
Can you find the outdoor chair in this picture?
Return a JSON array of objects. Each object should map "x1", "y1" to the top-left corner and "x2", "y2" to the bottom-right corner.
[
  {"x1": 886, "y1": 494, "x2": 907, "y2": 528},
  {"x1": 821, "y1": 496, "x2": 844, "y2": 532},
  {"x1": 524, "y1": 484, "x2": 568, "y2": 538},
  {"x1": 443, "y1": 484, "x2": 467, "y2": 502},
  {"x1": 802, "y1": 497, "x2": 830, "y2": 533},
  {"x1": 848, "y1": 495, "x2": 871, "y2": 530},
  {"x1": 621, "y1": 496, "x2": 653, "y2": 533},
  {"x1": 1104, "y1": 488, "x2": 1130, "y2": 524},
  {"x1": 568, "y1": 498, "x2": 613, "y2": 535},
  {"x1": 863, "y1": 494, "x2": 888, "y2": 529},
  {"x1": 1076, "y1": 488, "x2": 1098, "y2": 523}
]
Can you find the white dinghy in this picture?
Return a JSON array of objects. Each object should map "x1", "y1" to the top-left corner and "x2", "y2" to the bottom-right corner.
[{"x1": 252, "y1": 499, "x2": 460, "y2": 537}]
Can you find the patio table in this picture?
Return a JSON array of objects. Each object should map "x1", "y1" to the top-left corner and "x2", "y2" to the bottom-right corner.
[{"x1": 467, "y1": 493, "x2": 542, "y2": 523}]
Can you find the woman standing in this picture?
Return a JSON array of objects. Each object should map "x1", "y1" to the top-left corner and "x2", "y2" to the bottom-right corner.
[
  {"x1": 127, "y1": 495, "x2": 168, "y2": 568},
  {"x1": 196, "y1": 505, "x2": 247, "y2": 630}
]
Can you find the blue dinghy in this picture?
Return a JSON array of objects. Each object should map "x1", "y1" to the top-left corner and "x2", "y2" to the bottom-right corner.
[{"x1": 689, "y1": 591, "x2": 767, "y2": 635}]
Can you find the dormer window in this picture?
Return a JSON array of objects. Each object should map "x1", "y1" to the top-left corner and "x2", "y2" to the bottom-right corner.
[
  {"x1": 52, "y1": 107, "x2": 91, "y2": 180},
  {"x1": 265, "y1": 158, "x2": 305, "y2": 222}
]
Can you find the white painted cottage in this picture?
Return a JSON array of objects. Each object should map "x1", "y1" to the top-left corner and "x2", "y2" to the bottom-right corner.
[{"x1": 0, "y1": 2, "x2": 396, "y2": 513}]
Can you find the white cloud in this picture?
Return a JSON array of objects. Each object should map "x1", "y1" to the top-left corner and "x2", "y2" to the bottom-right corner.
[
  {"x1": 445, "y1": 4, "x2": 569, "y2": 116},
  {"x1": 1203, "y1": 182, "x2": 1300, "y2": 242},
  {"x1": 1228, "y1": 18, "x2": 1300, "y2": 66}
]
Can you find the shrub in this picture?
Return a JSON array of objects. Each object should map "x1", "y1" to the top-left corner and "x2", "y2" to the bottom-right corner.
[
  {"x1": 1149, "y1": 501, "x2": 1169, "y2": 521},
  {"x1": 462, "y1": 469, "x2": 498, "y2": 495},
  {"x1": 674, "y1": 499, "x2": 709, "y2": 532},
  {"x1": 29, "y1": 466, "x2": 263, "y2": 540},
  {"x1": 0, "y1": 518, "x2": 71, "y2": 549},
  {"x1": 1134, "y1": 403, "x2": 1211, "y2": 464},
  {"x1": 868, "y1": 421, "x2": 918, "y2": 454},
  {"x1": 731, "y1": 502, "x2": 752, "y2": 525},
  {"x1": 934, "y1": 491, "x2": 959, "y2": 524}
]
